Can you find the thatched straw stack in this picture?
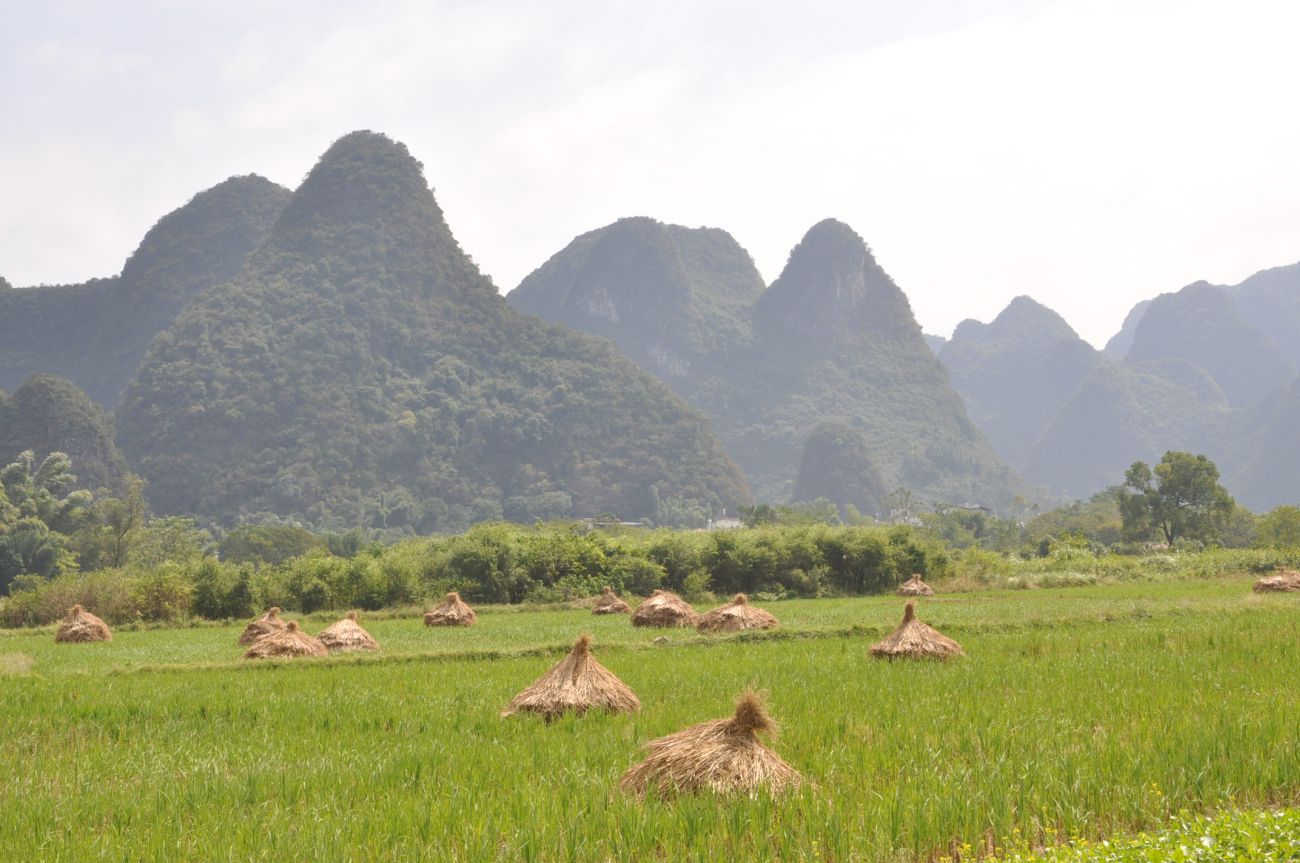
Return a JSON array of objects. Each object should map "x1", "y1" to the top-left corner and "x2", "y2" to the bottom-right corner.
[
  {"x1": 243, "y1": 620, "x2": 328, "y2": 659},
  {"x1": 620, "y1": 692, "x2": 802, "y2": 798},
  {"x1": 501, "y1": 634, "x2": 640, "y2": 719},
  {"x1": 1253, "y1": 569, "x2": 1300, "y2": 593},
  {"x1": 896, "y1": 573, "x2": 936, "y2": 596},
  {"x1": 238, "y1": 607, "x2": 289, "y2": 646},
  {"x1": 630, "y1": 589, "x2": 697, "y2": 628},
  {"x1": 592, "y1": 586, "x2": 631, "y2": 615},
  {"x1": 696, "y1": 594, "x2": 777, "y2": 633},
  {"x1": 424, "y1": 592, "x2": 476, "y2": 627},
  {"x1": 870, "y1": 602, "x2": 963, "y2": 660},
  {"x1": 54, "y1": 604, "x2": 112, "y2": 643},
  {"x1": 317, "y1": 611, "x2": 380, "y2": 653}
]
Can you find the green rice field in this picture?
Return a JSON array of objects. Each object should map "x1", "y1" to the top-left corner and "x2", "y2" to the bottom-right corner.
[{"x1": 1, "y1": 578, "x2": 1296, "y2": 861}]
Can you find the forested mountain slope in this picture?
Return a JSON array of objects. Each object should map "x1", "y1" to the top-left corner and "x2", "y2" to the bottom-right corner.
[
  {"x1": 116, "y1": 132, "x2": 749, "y2": 531},
  {"x1": 0, "y1": 176, "x2": 290, "y2": 408},
  {"x1": 514, "y1": 217, "x2": 1025, "y2": 508}
]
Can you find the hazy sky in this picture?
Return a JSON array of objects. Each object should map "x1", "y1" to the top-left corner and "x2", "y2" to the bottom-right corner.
[{"x1": 4, "y1": 0, "x2": 1298, "y2": 346}]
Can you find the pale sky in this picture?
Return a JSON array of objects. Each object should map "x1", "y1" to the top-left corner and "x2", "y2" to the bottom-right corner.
[{"x1": 3, "y1": 0, "x2": 1298, "y2": 346}]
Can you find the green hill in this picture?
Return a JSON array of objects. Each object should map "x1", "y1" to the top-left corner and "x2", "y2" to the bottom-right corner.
[
  {"x1": 790, "y1": 421, "x2": 886, "y2": 516},
  {"x1": 514, "y1": 216, "x2": 1025, "y2": 507},
  {"x1": 0, "y1": 375, "x2": 127, "y2": 492},
  {"x1": 116, "y1": 132, "x2": 749, "y2": 531},
  {"x1": 510, "y1": 216, "x2": 763, "y2": 384},
  {"x1": 0, "y1": 176, "x2": 290, "y2": 408}
]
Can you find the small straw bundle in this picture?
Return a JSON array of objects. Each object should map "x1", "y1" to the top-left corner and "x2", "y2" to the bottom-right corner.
[
  {"x1": 243, "y1": 620, "x2": 328, "y2": 659},
  {"x1": 501, "y1": 634, "x2": 640, "y2": 720},
  {"x1": 54, "y1": 604, "x2": 112, "y2": 643},
  {"x1": 317, "y1": 611, "x2": 380, "y2": 652},
  {"x1": 620, "y1": 691, "x2": 802, "y2": 798},
  {"x1": 896, "y1": 573, "x2": 936, "y2": 596},
  {"x1": 696, "y1": 594, "x2": 778, "y2": 633},
  {"x1": 630, "y1": 589, "x2": 697, "y2": 628},
  {"x1": 238, "y1": 607, "x2": 289, "y2": 646},
  {"x1": 1253, "y1": 569, "x2": 1300, "y2": 593},
  {"x1": 424, "y1": 592, "x2": 477, "y2": 626},
  {"x1": 592, "y1": 586, "x2": 631, "y2": 615},
  {"x1": 870, "y1": 602, "x2": 963, "y2": 660}
]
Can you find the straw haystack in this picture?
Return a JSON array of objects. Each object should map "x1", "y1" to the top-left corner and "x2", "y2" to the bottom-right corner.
[
  {"x1": 54, "y1": 604, "x2": 112, "y2": 643},
  {"x1": 592, "y1": 586, "x2": 631, "y2": 615},
  {"x1": 896, "y1": 574, "x2": 935, "y2": 596},
  {"x1": 424, "y1": 592, "x2": 476, "y2": 627},
  {"x1": 1254, "y1": 569, "x2": 1300, "y2": 593},
  {"x1": 243, "y1": 620, "x2": 328, "y2": 659},
  {"x1": 696, "y1": 594, "x2": 778, "y2": 633},
  {"x1": 501, "y1": 634, "x2": 640, "y2": 719},
  {"x1": 870, "y1": 602, "x2": 963, "y2": 660},
  {"x1": 238, "y1": 607, "x2": 290, "y2": 646},
  {"x1": 317, "y1": 611, "x2": 380, "y2": 652},
  {"x1": 630, "y1": 589, "x2": 697, "y2": 628},
  {"x1": 620, "y1": 691, "x2": 802, "y2": 798}
]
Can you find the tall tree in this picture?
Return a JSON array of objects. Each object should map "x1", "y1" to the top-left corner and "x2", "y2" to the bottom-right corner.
[{"x1": 1118, "y1": 451, "x2": 1235, "y2": 545}]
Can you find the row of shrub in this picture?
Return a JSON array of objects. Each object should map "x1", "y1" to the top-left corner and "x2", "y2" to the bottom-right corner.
[{"x1": 0, "y1": 522, "x2": 948, "y2": 627}]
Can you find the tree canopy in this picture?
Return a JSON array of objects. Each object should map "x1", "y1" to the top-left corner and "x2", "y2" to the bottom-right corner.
[{"x1": 1118, "y1": 451, "x2": 1235, "y2": 545}]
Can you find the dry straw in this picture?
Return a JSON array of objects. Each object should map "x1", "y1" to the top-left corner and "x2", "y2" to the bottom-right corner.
[
  {"x1": 243, "y1": 620, "x2": 328, "y2": 659},
  {"x1": 317, "y1": 611, "x2": 380, "y2": 652},
  {"x1": 592, "y1": 586, "x2": 631, "y2": 615},
  {"x1": 424, "y1": 592, "x2": 477, "y2": 627},
  {"x1": 54, "y1": 604, "x2": 112, "y2": 643},
  {"x1": 501, "y1": 634, "x2": 640, "y2": 719},
  {"x1": 896, "y1": 573, "x2": 936, "y2": 596},
  {"x1": 630, "y1": 589, "x2": 697, "y2": 628},
  {"x1": 620, "y1": 691, "x2": 802, "y2": 798},
  {"x1": 1253, "y1": 568, "x2": 1300, "y2": 593},
  {"x1": 696, "y1": 594, "x2": 777, "y2": 633},
  {"x1": 238, "y1": 607, "x2": 289, "y2": 646},
  {"x1": 870, "y1": 602, "x2": 964, "y2": 660}
]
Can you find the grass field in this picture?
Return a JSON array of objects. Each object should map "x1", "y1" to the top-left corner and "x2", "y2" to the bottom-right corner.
[{"x1": 1, "y1": 578, "x2": 1296, "y2": 861}]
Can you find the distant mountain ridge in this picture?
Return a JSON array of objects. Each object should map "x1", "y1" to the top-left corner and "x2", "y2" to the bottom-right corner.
[
  {"x1": 512, "y1": 217, "x2": 1026, "y2": 511},
  {"x1": 939, "y1": 262, "x2": 1300, "y2": 507}
]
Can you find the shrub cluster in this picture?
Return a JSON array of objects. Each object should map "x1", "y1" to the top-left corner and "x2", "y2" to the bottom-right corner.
[{"x1": 0, "y1": 522, "x2": 948, "y2": 627}]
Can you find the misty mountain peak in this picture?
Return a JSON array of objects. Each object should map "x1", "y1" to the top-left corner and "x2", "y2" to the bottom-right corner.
[{"x1": 757, "y1": 218, "x2": 914, "y2": 343}]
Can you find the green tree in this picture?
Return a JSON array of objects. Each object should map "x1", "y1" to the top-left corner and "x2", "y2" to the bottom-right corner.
[
  {"x1": 1118, "y1": 451, "x2": 1235, "y2": 545},
  {"x1": 1255, "y1": 505, "x2": 1300, "y2": 548},
  {"x1": 72, "y1": 476, "x2": 148, "y2": 570}
]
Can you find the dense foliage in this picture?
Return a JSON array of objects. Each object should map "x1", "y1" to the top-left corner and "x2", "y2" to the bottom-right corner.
[
  {"x1": 0, "y1": 374, "x2": 126, "y2": 493},
  {"x1": 790, "y1": 420, "x2": 885, "y2": 515},
  {"x1": 0, "y1": 519, "x2": 948, "y2": 626},
  {"x1": 116, "y1": 132, "x2": 748, "y2": 532},
  {"x1": 0, "y1": 176, "x2": 289, "y2": 407},
  {"x1": 1118, "y1": 452, "x2": 1235, "y2": 545}
]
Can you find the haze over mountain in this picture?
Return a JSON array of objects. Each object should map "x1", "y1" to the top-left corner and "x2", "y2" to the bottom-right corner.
[
  {"x1": 940, "y1": 296, "x2": 1102, "y2": 469},
  {"x1": 939, "y1": 266, "x2": 1300, "y2": 504},
  {"x1": 511, "y1": 217, "x2": 1025, "y2": 511},
  {"x1": 0, "y1": 177, "x2": 290, "y2": 408},
  {"x1": 115, "y1": 132, "x2": 749, "y2": 531}
]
